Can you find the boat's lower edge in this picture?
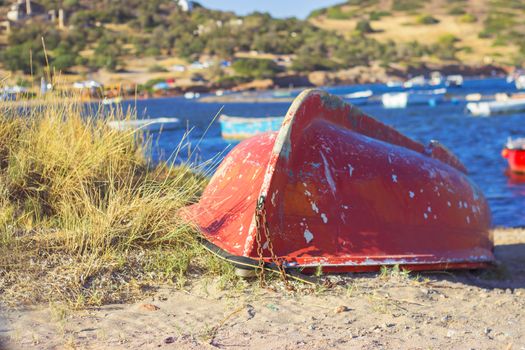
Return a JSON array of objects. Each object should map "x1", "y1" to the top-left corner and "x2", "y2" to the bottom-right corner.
[{"x1": 200, "y1": 238, "x2": 494, "y2": 275}]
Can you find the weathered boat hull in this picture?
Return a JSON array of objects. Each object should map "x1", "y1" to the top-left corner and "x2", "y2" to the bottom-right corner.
[{"x1": 186, "y1": 90, "x2": 493, "y2": 272}]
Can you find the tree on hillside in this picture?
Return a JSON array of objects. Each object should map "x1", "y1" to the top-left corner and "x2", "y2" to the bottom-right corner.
[
  {"x1": 356, "y1": 20, "x2": 374, "y2": 34},
  {"x1": 90, "y1": 34, "x2": 126, "y2": 71},
  {"x1": 232, "y1": 58, "x2": 281, "y2": 79}
]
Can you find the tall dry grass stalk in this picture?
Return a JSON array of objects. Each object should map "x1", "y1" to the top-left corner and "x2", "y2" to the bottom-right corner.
[{"x1": 0, "y1": 92, "x2": 233, "y2": 307}]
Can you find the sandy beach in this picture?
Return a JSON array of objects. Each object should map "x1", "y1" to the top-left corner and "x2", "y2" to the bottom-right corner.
[{"x1": 0, "y1": 228, "x2": 523, "y2": 350}]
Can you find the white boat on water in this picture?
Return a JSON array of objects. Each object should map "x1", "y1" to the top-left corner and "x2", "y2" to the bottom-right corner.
[
  {"x1": 403, "y1": 75, "x2": 427, "y2": 88},
  {"x1": 344, "y1": 89, "x2": 373, "y2": 105},
  {"x1": 515, "y1": 75, "x2": 525, "y2": 90},
  {"x1": 107, "y1": 117, "x2": 180, "y2": 131},
  {"x1": 386, "y1": 80, "x2": 403, "y2": 88},
  {"x1": 184, "y1": 91, "x2": 201, "y2": 99},
  {"x1": 429, "y1": 72, "x2": 444, "y2": 86},
  {"x1": 446, "y1": 75, "x2": 463, "y2": 87},
  {"x1": 345, "y1": 90, "x2": 373, "y2": 99},
  {"x1": 381, "y1": 88, "x2": 446, "y2": 109},
  {"x1": 466, "y1": 98, "x2": 525, "y2": 116},
  {"x1": 1, "y1": 85, "x2": 28, "y2": 100},
  {"x1": 102, "y1": 96, "x2": 123, "y2": 105}
]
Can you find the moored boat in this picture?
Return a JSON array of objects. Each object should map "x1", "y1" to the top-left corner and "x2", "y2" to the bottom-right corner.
[
  {"x1": 343, "y1": 89, "x2": 373, "y2": 105},
  {"x1": 466, "y1": 98, "x2": 525, "y2": 116},
  {"x1": 219, "y1": 114, "x2": 284, "y2": 140},
  {"x1": 184, "y1": 91, "x2": 201, "y2": 99},
  {"x1": 381, "y1": 88, "x2": 446, "y2": 108},
  {"x1": 102, "y1": 96, "x2": 123, "y2": 105},
  {"x1": 446, "y1": 75, "x2": 463, "y2": 87},
  {"x1": 1, "y1": 85, "x2": 28, "y2": 101},
  {"x1": 502, "y1": 138, "x2": 525, "y2": 174},
  {"x1": 183, "y1": 89, "x2": 493, "y2": 275},
  {"x1": 273, "y1": 90, "x2": 293, "y2": 98},
  {"x1": 107, "y1": 117, "x2": 180, "y2": 131},
  {"x1": 403, "y1": 75, "x2": 426, "y2": 88},
  {"x1": 386, "y1": 80, "x2": 403, "y2": 88},
  {"x1": 429, "y1": 71, "x2": 444, "y2": 86},
  {"x1": 515, "y1": 75, "x2": 525, "y2": 90}
]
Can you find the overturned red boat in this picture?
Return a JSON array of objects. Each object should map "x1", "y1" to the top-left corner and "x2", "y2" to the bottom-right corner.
[
  {"x1": 185, "y1": 89, "x2": 494, "y2": 273},
  {"x1": 502, "y1": 138, "x2": 525, "y2": 175}
]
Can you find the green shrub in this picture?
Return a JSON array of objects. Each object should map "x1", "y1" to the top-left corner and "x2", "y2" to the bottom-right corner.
[
  {"x1": 326, "y1": 7, "x2": 353, "y2": 20},
  {"x1": 483, "y1": 13, "x2": 515, "y2": 36},
  {"x1": 415, "y1": 15, "x2": 440, "y2": 25},
  {"x1": 148, "y1": 64, "x2": 168, "y2": 73},
  {"x1": 392, "y1": 0, "x2": 424, "y2": 11},
  {"x1": 492, "y1": 36, "x2": 508, "y2": 46},
  {"x1": 448, "y1": 7, "x2": 466, "y2": 15},
  {"x1": 307, "y1": 8, "x2": 327, "y2": 18},
  {"x1": 432, "y1": 34, "x2": 460, "y2": 60},
  {"x1": 369, "y1": 11, "x2": 390, "y2": 20},
  {"x1": 1, "y1": 43, "x2": 46, "y2": 74},
  {"x1": 459, "y1": 13, "x2": 476, "y2": 23},
  {"x1": 232, "y1": 58, "x2": 281, "y2": 79},
  {"x1": 216, "y1": 75, "x2": 251, "y2": 88},
  {"x1": 356, "y1": 20, "x2": 375, "y2": 33}
]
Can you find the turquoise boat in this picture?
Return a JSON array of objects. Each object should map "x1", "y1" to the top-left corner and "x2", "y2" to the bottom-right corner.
[{"x1": 219, "y1": 114, "x2": 284, "y2": 140}]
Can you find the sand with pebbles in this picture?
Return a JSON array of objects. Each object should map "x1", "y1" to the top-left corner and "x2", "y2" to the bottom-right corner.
[{"x1": 1, "y1": 228, "x2": 524, "y2": 350}]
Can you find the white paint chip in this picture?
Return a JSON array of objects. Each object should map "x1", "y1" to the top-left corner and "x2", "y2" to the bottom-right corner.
[
  {"x1": 311, "y1": 202, "x2": 319, "y2": 213},
  {"x1": 348, "y1": 164, "x2": 354, "y2": 177},
  {"x1": 321, "y1": 213, "x2": 328, "y2": 223},
  {"x1": 304, "y1": 229, "x2": 314, "y2": 243},
  {"x1": 409, "y1": 191, "x2": 415, "y2": 198},
  {"x1": 424, "y1": 213, "x2": 428, "y2": 219},
  {"x1": 392, "y1": 174, "x2": 398, "y2": 183},
  {"x1": 320, "y1": 152, "x2": 337, "y2": 194}
]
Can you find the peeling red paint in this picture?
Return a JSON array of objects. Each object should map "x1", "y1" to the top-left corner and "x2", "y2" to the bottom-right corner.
[{"x1": 184, "y1": 89, "x2": 494, "y2": 272}]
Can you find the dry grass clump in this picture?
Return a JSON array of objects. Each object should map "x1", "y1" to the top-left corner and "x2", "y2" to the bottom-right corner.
[{"x1": 0, "y1": 95, "x2": 232, "y2": 308}]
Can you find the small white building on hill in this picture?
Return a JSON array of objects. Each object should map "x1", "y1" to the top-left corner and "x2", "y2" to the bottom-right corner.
[{"x1": 177, "y1": 0, "x2": 195, "y2": 12}]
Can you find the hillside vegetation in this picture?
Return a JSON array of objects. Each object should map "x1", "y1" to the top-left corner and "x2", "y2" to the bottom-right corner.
[
  {"x1": 308, "y1": 0, "x2": 525, "y2": 67},
  {"x1": 0, "y1": 0, "x2": 523, "y2": 88}
]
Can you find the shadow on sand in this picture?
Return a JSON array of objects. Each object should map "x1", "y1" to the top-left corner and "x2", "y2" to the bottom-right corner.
[{"x1": 420, "y1": 242, "x2": 525, "y2": 290}]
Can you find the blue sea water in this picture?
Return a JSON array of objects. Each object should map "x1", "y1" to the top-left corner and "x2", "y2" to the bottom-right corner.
[{"x1": 119, "y1": 77, "x2": 525, "y2": 227}]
